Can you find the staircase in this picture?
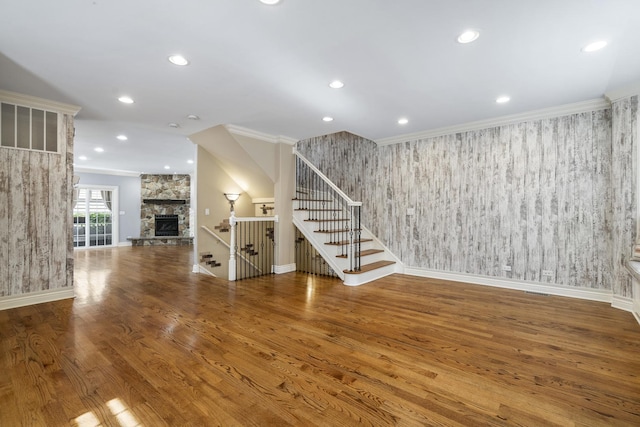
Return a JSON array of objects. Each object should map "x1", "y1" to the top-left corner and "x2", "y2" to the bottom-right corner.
[
  {"x1": 293, "y1": 150, "x2": 402, "y2": 286},
  {"x1": 199, "y1": 252, "x2": 222, "y2": 268}
]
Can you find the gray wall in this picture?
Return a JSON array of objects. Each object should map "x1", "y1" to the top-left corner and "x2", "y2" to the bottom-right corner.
[
  {"x1": 297, "y1": 96, "x2": 638, "y2": 298},
  {"x1": 76, "y1": 172, "x2": 141, "y2": 243}
]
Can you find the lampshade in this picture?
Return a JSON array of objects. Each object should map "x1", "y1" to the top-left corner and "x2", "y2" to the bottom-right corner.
[{"x1": 224, "y1": 193, "x2": 241, "y2": 202}]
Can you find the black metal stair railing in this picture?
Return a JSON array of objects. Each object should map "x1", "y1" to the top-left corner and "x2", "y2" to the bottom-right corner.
[
  {"x1": 294, "y1": 150, "x2": 362, "y2": 272},
  {"x1": 229, "y1": 215, "x2": 277, "y2": 281},
  {"x1": 294, "y1": 227, "x2": 339, "y2": 277}
]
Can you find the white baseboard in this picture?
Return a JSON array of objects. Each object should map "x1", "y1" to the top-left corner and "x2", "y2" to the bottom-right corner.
[
  {"x1": 193, "y1": 264, "x2": 217, "y2": 276},
  {"x1": 274, "y1": 263, "x2": 296, "y2": 274},
  {"x1": 0, "y1": 288, "x2": 75, "y2": 311},
  {"x1": 118, "y1": 241, "x2": 133, "y2": 247},
  {"x1": 631, "y1": 297, "x2": 640, "y2": 326},
  {"x1": 611, "y1": 296, "x2": 640, "y2": 326},
  {"x1": 612, "y1": 295, "x2": 633, "y2": 312},
  {"x1": 404, "y1": 267, "x2": 613, "y2": 303}
]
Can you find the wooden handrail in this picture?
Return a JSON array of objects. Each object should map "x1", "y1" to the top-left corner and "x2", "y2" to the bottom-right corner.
[{"x1": 201, "y1": 225, "x2": 230, "y2": 248}]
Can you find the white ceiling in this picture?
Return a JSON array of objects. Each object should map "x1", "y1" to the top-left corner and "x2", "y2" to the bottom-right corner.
[{"x1": 1, "y1": 0, "x2": 639, "y2": 175}]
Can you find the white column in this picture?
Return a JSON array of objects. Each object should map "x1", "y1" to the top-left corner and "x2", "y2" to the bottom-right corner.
[{"x1": 228, "y1": 212, "x2": 237, "y2": 281}]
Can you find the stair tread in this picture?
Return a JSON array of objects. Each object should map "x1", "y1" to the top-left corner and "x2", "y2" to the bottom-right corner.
[
  {"x1": 336, "y1": 249, "x2": 383, "y2": 258},
  {"x1": 305, "y1": 219, "x2": 350, "y2": 222},
  {"x1": 325, "y1": 238, "x2": 373, "y2": 245},
  {"x1": 293, "y1": 198, "x2": 333, "y2": 202},
  {"x1": 315, "y1": 229, "x2": 361, "y2": 234},
  {"x1": 344, "y1": 260, "x2": 396, "y2": 274},
  {"x1": 295, "y1": 208, "x2": 342, "y2": 211}
]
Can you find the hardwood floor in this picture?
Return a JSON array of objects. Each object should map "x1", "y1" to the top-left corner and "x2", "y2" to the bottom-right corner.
[{"x1": 1, "y1": 246, "x2": 640, "y2": 426}]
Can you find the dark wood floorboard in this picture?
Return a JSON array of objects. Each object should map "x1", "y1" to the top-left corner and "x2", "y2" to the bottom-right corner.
[{"x1": 1, "y1": 245, "x2": 639, "y2": 426}]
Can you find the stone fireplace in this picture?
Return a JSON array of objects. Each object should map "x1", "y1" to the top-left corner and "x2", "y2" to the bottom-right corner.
[{"x1": 140, "y1": 174, "x2": 191, "y2": 239}]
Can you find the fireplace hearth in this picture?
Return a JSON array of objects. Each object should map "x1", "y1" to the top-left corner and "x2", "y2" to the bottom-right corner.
[{"x1": 155, "y1": 214, "x2": 179, "y2": 236}]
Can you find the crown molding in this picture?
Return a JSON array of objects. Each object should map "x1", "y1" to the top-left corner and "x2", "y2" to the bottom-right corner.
[
  {"x1": 74, "y1": 166, "x2": 142, "y2": 177},
  {"x1": 375, "y1": 98, "x2": 611, "y2": 147},
  {"x1": 0, "y1": 89, "x2": 81, "y2": 115},
  {"x1": 605, "y1": 81, "x2": 640, "y2": 103},
  {"x1": 225, "y1": 124, "x2": 297, "y2": 145}
]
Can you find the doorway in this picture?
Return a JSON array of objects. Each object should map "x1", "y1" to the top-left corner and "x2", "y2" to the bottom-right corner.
[{"x1": 73, "y1": 185, "x2": 119, "y2": 248}]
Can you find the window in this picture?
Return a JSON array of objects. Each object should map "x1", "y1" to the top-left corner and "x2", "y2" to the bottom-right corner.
[
  {"x1": 0, "y1": 102, "x2": 58, "y2": 153},
  {"x1": 73, "y1": 187, "x2": 118, "y2": 248}
]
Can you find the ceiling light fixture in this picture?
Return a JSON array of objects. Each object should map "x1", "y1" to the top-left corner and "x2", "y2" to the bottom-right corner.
[
  {"x1": 329, "y1": 80, "x2": 345, "y2": 89},
  {"x1": 164, "y1": 165, "x2": 171, "y2": 170},
  {"x1": 259, "y1": 0, "x2": 281, "y2": 5},
  {"x1": 94, "y1": 147, "x2": 104, "y2": 153},
  {"x1": 398, "y1": 118, "x2": 409, "y2": 125},
  {"x1": 116, "y1": 135, "x2": 128, "y2": 141},
  {"x1": 78, "y1": 155, "x2": 88, "y2": 161},
  {"x1": 187, "y1": 159, "x2": 194, "y2": 164},
  {"x1": 187, "y1": 114, "x2": 200, "y2": 120},
  {"x1": 457, "y1": 30, "x2": 480, "y2": 44},
  {"x1": 118, "y1": 96, "x2": 134, "y2": 104},
  {"x1": 168, "y1": 122, "x2": 180, "y2": 128},
  {"x1": 582, "y1": 40, "x2": 607, "y2": 53},
  {"x1": 322, "y1": 116, "x2": 334, "y2": 122},
  {"x1": 496, "y1": 95, "x2": 511, "y2": 104},
  {"x1": 168, "y1": 55, "x2": 189, "y2": 66}
]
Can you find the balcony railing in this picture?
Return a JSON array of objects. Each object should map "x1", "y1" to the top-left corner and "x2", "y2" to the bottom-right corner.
[{"x1": 229, "y1": 214, "x2": 278, "y2": 281}]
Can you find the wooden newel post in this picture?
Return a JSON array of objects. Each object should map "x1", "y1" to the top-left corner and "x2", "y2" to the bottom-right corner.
[{"x1": 229, "y1": 212, "x2": 237, "y2": 281}]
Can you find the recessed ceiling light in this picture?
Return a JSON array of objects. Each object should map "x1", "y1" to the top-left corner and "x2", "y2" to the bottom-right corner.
[
  {"x1": 582, "y1": 40, "x2": 607, "y2": 53},
  {"x1": 78, "y1": 155, "x2": 88, "y2": 161},
  {"x1": 457, "y1": 30, "x2": 480, "y2": 44},
  {"x1": 322, "y1": 116, "x2": 334, "y2": 122},
  {"x1": 187, "y1": 159, "x2": 194, "y2": 164},
  {"x1": 329, "y1": 80, "x2": 345, "y2": 89},
  {"x1": 398, "y1": 118, "x2": 409, "y2": 125},
  {"x1": 168, "y1": 122, "x2": 180, "y2": 128},
  {"x1": 168, "y1": 55, "x2": 189, "y2": 66},
  {"x1": 164, "y1": 165, "x2": 171, "y2": 170},
  {"x1": 94, "y1": 147, "x2": 104, "y2": 153},
  {"x1": 116, "y1": 135, "x2": 128, "y2": 141},
  {"x1": 187, "y1": 114, "x2": 200, "y2": 120},
  {"x1": 259, "y1": 0, "x2": 281, "y2": 4},
  {"x1": 496, "y1": 95, "x2": 511, "y2": 104},
  {"x1": 118, "y1": 96, "x2": 134, "y2": 104}
]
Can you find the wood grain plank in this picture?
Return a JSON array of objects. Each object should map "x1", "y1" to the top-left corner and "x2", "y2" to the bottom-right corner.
[
  {"x1": 29, "y1": 151, "x2": 50, "y2": 291},
  {"x1": 593, "y1": 109, "x2": 612, "y2": 288},
  {"x1": 49, "y1": 139, "x2": 67, "y2": 290},
  {"x1": 0, "y1": 147, "x2": 9, "y2": 296},
  {"x1": 525, "y1": 121, "x2": 542, "y2": 282},
  {"x1": 510, "y1": 122, "x2": 526, "y2": 280},
  {"x1": 8, "y1": 149, "x2": 31, "y2": 294},
  {"x1": 540, "y1": 118, "x2": 558, "y2": 283}
]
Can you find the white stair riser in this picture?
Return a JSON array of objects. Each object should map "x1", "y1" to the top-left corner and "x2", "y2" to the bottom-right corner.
[{"x1": 343, "y1": 263, "x2": 397, "y2": 286}]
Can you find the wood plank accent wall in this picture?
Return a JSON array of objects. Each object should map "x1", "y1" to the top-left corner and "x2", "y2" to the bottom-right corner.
[
  {"x1": 0, "y1": 114, "x2": 74, "y2": 297},
  {"x1": 297, "y1": 98, "x2": 638, "y2": 297},
  {"x1": 611, "y1": 96, "x2": 638, "y2": 297}
]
